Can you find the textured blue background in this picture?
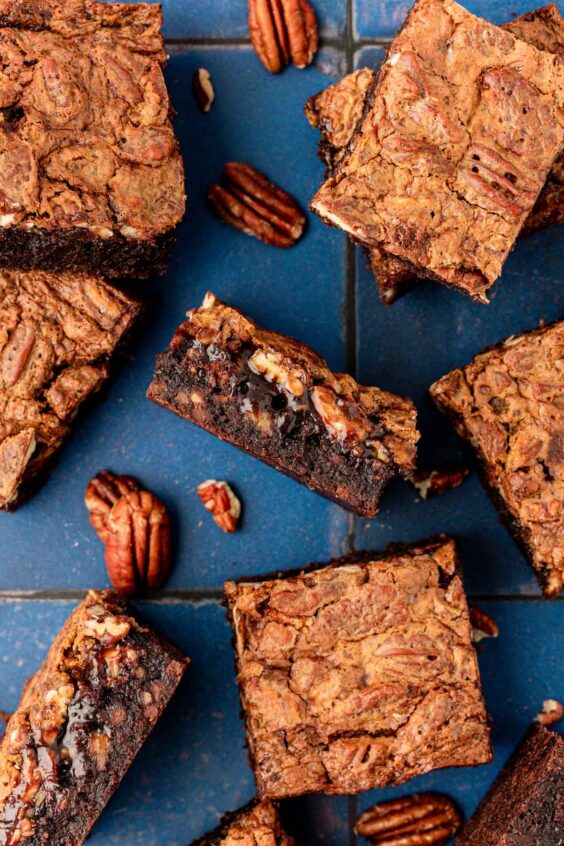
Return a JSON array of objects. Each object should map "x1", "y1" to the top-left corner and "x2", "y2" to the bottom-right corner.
[{"x1": 0, "y1": 1, "x2": 562, "y2": 844}]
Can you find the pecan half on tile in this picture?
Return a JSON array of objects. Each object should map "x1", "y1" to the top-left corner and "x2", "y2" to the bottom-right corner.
[
  {"x1": 355, "y1": 793, "x2": 462, "y2": 845},
  {"x1": 85, "y1": 471, "x2": 140, "y2": 544},
  {"x1": 249, "y1": 0, "x2": 318, "y2": 73},
  {"x1": 198, "y1": 480, "x2": 241, "y2": 533},
  {"x1": 208, "y1": 162, "x2": 306, "y2": 247}
]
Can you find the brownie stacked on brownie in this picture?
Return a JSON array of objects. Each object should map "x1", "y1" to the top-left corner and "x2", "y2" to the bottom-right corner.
[{"x1": 190, "y1": 800, "x2": 295, "y2": 846}]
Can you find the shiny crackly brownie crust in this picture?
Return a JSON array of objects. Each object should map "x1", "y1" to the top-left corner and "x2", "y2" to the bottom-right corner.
[
  {"x1": 0, "y1": 268, "x2": 141, "y2": 511},
  {"x1": 310, "y1": 0, "x2": 564, "y2": 303},
  {"x1": 430, "y1": 321, "x2": 563, "y2": 596},
  {"x1": 225, "y1": 536, "x2": 492, "y2": 799},
  {"x1": 190, "y1": 799, "x2": 295, "y2": 846},
  {"x1": 0, "y1": 590, "x2": 188, "y2": 846},
  {"x1": 456, "y1": 725, "x2": 564, "y2": 845},
  {"x1": 147, "y1": 292, "x2": 419, "y2": 518},
  {"x1": 0, "y1": 0, "x2": 185, "y2": 279}
]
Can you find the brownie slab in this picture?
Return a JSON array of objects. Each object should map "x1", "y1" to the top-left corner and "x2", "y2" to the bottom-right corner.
[
  {"x1": 310, "y1": 0, "x2": 564, "y2": 302},
  {"x1": 0, "y1": 268, "x2": 141, "y2": 510},
  {"x1": 225, "y1": 536, "x2": 492, "y2": 798},
  {"x1": 147, "y1": 292, "x2": 419, "y2": 518},
  {"x1": 456, "y1": 725, "x2": 563, "y2": 845},
  {"x1": 190, "y1": 799, "x2": 295, "y2": 846},
  {"x1": 430, "y1": 321, "x2": 563, "y2": 596},
  {"x1": 0, "y1": 0, "x2": 185, "y2": 279},
  {"x1": 0, "y1": 590, "x2": 188, "y2": 846}
]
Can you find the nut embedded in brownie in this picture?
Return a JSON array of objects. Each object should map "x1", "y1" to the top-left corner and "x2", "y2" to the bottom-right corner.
[
  {"x1": 456, "y1": 725, "x2": 563, "y2": 845},
  {"x1": 147, "y1": 292, "x2": 419, "y2": 518},
  {"x1": 0, "y1": 0, "x2": 185, "y2": 279},
  {"x1": 430, "y1": 320, "x2": 563, "y2": 596},
  {"x1": 0, "y1": 269, "x2": 141, "y2": 510},
  {"x1": 0, "y1": 590, "x2": 188, "y2": 846},
  {"x1": 189, "y1": 799, "x2": 295, "y2": 846},
  {"x1": 310, "y1": 0, "x2": 564, "y2": 303},
  {"x1": 225, "y1": 536, "x2": 492, "y2": 798}
]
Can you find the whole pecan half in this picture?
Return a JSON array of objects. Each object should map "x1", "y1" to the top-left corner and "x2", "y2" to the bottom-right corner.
[
  {"x1": 208, "y1": 162, "x2": 306, "y2": 247},
  {"x1": 249, "y1": 0, "x2": 318, "y2": 74},
  {"x1": 104, "y1": 489, "x2": 171, "y2": 596},
  {"x1": 85, "y1": 470, "x2": 140, "y2": 544},
  {"x1": 198, "y1": 480, "x2": 241, "y2": 533},
  {"x1": 355, "y1": 793, "x2": 462, "y2": 845}
]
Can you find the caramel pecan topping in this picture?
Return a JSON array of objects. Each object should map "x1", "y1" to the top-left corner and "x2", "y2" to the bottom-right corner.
[
  {"x1": 192, "y1": 68, "x2": 215, "y2": 113},
  {"x1": 469, "y1": 606, "x2": 499, "y2": 643},
  {"x1": 85, "y1": 470, "x2": 140, "y2": 544},
  {"x1": 198, "y1": 480, "x2": 241, "y2": 533},
  {"x1": 249, "y1": 0, "x2": 318, "y2": 74},
  {"x1": 208, "y1": 162, "x2": 306, "y2": 247},
  {"x1": 534, "y1": 698, "x2": 563, "y2": 727},
  {"x1": 355, "y1": 793, "x2": 462, "y2": 845},
  {"x1": 411, "y1": 461, "x2": 470, "y2": 500}
]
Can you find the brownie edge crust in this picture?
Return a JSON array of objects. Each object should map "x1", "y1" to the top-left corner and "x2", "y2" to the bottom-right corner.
[{"x1": 190, "y1": 799, "x2": 295, "y2": 846}]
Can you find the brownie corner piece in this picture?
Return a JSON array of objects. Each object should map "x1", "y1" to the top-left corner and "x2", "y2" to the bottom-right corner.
[
  {"x1": 190, "y1": 799, "x2": 295, "y2": 846},
  {"x1": 430, "y1": 320, "x2": 563, "y2": 596},
  {"x1": 456, "y1": 724, "x2": 564, "y2": 845},
  {"x1": 147, "y1": 292, "x2": 419, "y2": 518},
  {"x1": 225, "y1": 536, "x2": 491, "y2": 799},
  {"x1": 0, "y1": 589, "x2": 188, "y2": 846}
]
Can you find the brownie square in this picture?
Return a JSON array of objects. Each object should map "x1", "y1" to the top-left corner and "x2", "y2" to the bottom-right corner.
[
  {"x1": 430, "y1": 321, "x2": 563, "y2": 596},
  {"x1": 310, "y1": 0, "x2": 564, "y2": 302},
  {"x1": 0, "y1": 268, "x2": 141, "y2": 510},
  {"x1": 225, "y1": 536, "x2": 492, "y2": 798},
  {"x1": 147, "y1": 292, "x2": 419, "y2": 518},
  {"x1": 0, "y1": 0, "x2": 185, "y2": 279},
  {"x1": 190, "y1": 799, "x2": 295, "y2": 846},
  {"x1": 0, "y1": 590, "x2": 188, "y2": 846},
  {"x1": 456, "y1": 725, "x2": 563, "y2": 845}
]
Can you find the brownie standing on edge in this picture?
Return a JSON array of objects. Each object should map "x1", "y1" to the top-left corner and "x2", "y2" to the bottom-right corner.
[
  {"x1": 456, "y1": 725, "x2": 563, "y2": 845},
  {"x1": 0, "y1": 269, "x2": 141, "y2": 510},
  {"x1": 0, "y1": 0, "x2": 185, "y2": 279},
  {"x1": 310, "y1": 0, "x2": 564, "y2": 303},
  {"x1": 225, "y1": 536, "x2": 492, "y2": 799},
  {"x1": 190, "y1": 799, "x2": 295, "y2": 846},
  {"x1": 430, "y1": 321, "x2": 563, "y2": 596},
  {"x1": 147, "y1": 292, "x2": 419, "y2": 518},
  {"x1": 0, "y1": 590, "x2": 188, "y2": 846}
]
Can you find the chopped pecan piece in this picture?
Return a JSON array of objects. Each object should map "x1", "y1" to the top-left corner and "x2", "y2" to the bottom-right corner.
[
  {"x1": 249, "y1": 0, "x2": 318, "y2": 74},
  {"x1": 192, "y1": 68, "x2": 215, "y2": 113},
  {"x1": 208, "y1": 162, "x2": 306, "y2": 247},
  {"x1": 469, "y1": 606, "x2": 499, "y2": 643},
  {"x1": 85, "y1": 471, "x2": 140, "y2": 544},
  {"x1": 534, "y1": 698, "x2": 563, "y2": 727},
  {"x1": 355, "y1": 793, "x2": 462, "y2": 845},
  {"x1": 198, "y1": 480, "x2": 241, "y2": 533},
  {"x1": 411, "y1": 461, "x2": 470, "y2": 500}
]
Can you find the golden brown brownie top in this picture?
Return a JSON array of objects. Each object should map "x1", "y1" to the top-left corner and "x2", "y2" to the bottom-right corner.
[
  {"x1": 311, "y1": 0, "x2": 564, "y2": 302},
  {"x1": 0, "y1": 0, "x2": 185, "y2": 239},
  {"x1": 198, "y1": 800, "x2": 295, "y2": 846},
  {"x1": 225, "y1": 537, "x2": 491, "y2": 797},
  {"x1": 430, "y1": 321, "x2": 563, "y2": 595}
]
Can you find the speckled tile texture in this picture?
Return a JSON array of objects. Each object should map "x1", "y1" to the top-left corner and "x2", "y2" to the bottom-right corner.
[{"x1": 0, "y1": 1, "x2": 561, "y2": 844}]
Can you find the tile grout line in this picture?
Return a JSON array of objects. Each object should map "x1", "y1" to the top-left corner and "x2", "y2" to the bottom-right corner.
[{"x1": 163, "y1": 36, "x2": 393, "y2": 49}]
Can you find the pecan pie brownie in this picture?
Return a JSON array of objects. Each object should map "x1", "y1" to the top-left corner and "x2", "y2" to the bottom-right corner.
[
  {"x1": 430, "y1": 321, "x2": 564, "y2": 596},
  {"x1": 0, "y1": 0, "x2": 185, "y2": 278},
  {"x1": 147, "y1": 292, "x2": 419, "y2": 518},
  {"x1": 225, "y1": 536, "x2": 492, "y2": 798},
  {"x1": 310, "y1": 0, "x2": 564, "y2": 303},
  {"x1": 0, "y1": 590, "x2": 188, "y2": 846},
  {"x1": 0, "y1": 268, "x2": 141, "y2": 510},
  {"x1": 190, "y1": 799, "x2": 295, "y2": 846}
]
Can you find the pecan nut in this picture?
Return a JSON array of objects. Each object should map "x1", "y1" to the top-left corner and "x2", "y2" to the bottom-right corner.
[
  {"x1": 192, "y1": 68, "x2": 215, "y2": 113},
  {"x1": 105, "y1": 489, "x2": 171, "y2": 596},
  {"x1": 469, "y1": 605, "x2": 499, "y2": 643},
  {"x1": 355, "y1": 793, "x2": 462, "y2": 845},
  {"x1": 198, "y1": 480, "x2": 241, "y2": 533},
  {"x1": 411, "y1": 461, "x2": 470, "y2": 500},
  {"x1": 85, "y1": 471, "x2": 140, "y2": 544},
  {"x1": 249, "y1": 0, "x2": 318, "y2": 74},
  {"x1": 208, "y1": 162, "x2": 306, "y2": 247},
  {"x1": 534, "y1": 698, "x2": 563, "y2": 726}
]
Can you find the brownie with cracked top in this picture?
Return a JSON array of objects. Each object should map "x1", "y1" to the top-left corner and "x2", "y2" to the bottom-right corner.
[
  {"x1": 430, "y1": 321, "x2": 563, "y2": 596},
  {"x1": 310, "y1": 0, "x2": 564, "y2": 303},
  {"x1": 225, "y1": 536, "x2": 492, "y2": 798},
  {"x1": 456, "y1": 725, "x2": 563, "y2": 845},
  {"x1": 190, "y1": 799, "x2": 295, "y2": 846},
  {"x1": 0, "y1": 268, "x2": 141, "y2": 510},
  {"x1": 305, "y1": 4, "x2": 564, "y2": 305},
  {"x1": 147, "y1": 292, "x2": 419, "y2": 518},
  {"x1": 0, "y1": 590, "x2": 188, "y2": 846},
  {"x1": 0, "y1": 0, "x2": 185, "y2": 279}
]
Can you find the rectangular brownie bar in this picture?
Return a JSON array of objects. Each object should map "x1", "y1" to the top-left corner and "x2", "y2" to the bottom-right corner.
[
  {"x1": 0, "y1": 0, "x2": 185, "y2": 279},
  {"x1": 430, "y1": 321, "x2": 563, "y2": 596},
  {"x1": 310, "y1": 0, "x2": 564, "y2": 303},
  {"x1": 147, "y1": 292, "x2": 419, "y2": 518},
  {"x1": 456, "y1": 725, "x2": 563, "y2": 845},
  {"x1": 306, "y1": 5, "x2": 564, "y2": 305},
  {"x1": 225, "y1": 536, "x2": 492, "y2": 798},
  {"x1": 0, "y1": 590, "x2": 188, "y2": 846},
  {"x1": 0, "y1": 268, "x2": 141, "y2": 510},
  {"x1": 190, "y1": 799, "x2": 295, "y2": 845}
]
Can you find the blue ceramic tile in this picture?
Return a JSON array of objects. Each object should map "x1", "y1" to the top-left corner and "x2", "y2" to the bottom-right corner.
[
  {"x1": 353, "y1": 0, "x2": 553, "y2": 39},
  {"x1": 354, "y1": 46, "x2": 386, "y2": 72}
]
